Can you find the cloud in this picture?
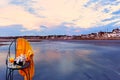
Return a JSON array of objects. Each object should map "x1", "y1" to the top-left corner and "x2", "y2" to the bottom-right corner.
[
  {"x1": 75, "y1": 30, "x2": 80, "y2": 33},
  {"x1": 112, "y1": 10, "x2": 120, "y2": 15},
  {"x1": 0, "y1": 0, "x2": 9, "y2": 7},
  {"x1": 0, "y1": 0, "x2": 120, "y2": 32},
  {"x1": 0, "y1": 5, "x2": 42, "y2": 31}
]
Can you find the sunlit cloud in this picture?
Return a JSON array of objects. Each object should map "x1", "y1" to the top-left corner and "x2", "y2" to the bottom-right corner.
[
  {"x1": 0, "y1": 5, "x2": 43, "y2": 31},
  {"x1": 0, "y1": 0, "x2": 9, "y2": 7},
  {"x1": 0, "y1": 0, "x2": 120, "y2": 33}
]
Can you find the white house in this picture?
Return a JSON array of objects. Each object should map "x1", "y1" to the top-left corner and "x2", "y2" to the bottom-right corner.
[{"x1": 107, "y1": 28, "x2": 120, "y2": 38}]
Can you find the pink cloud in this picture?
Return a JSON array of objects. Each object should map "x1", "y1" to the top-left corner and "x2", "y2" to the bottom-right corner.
[{"x1": 75, "y1": 30, "x2": 80, "y2": 33}]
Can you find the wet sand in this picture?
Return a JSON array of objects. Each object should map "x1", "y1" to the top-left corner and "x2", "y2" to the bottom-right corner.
[{"x1": 0, "y1": 40, "x2": 120, "y2": 80}]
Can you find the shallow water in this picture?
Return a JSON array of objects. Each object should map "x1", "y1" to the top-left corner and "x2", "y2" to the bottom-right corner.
[{"x1": 0, "y1": 40, "x2": 120, "y2": 80}]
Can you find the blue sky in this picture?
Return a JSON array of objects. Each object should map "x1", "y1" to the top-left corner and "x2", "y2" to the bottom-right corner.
[{"x1": 0, "y1": 0, "x2": 120, "y2": 36}]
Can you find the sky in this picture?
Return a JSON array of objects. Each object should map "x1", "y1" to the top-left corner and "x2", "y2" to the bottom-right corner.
[{"x1": 0, "y1": 0, "x2": 120, "y2": 36}]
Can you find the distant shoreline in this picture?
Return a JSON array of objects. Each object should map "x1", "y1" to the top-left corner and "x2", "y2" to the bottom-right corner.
[
  {"x1": 0, "y1": 38, "x2": 120, "y2": 42},
  {"x1": 0, "y1": 35, "x2": 120, "y2": 42},
  {"x1": 0, "y1": 44, "x2": 8, "y2": 46}
]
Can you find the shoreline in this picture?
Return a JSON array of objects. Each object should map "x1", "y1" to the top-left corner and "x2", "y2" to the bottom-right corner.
[
  {"x1": 0, "y1": 38, "x2": 120, "y2": 42},
  {"x1": 0, "y1": 44, "x2": 8, "y2": 46}
]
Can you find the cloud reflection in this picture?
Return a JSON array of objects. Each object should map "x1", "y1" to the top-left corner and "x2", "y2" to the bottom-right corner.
[
  {"x1": 1, "y1": 41, "x2": 120, "y2": 80},
  {"x1": 0, "y1": 52, "x2": 7, "y2": 67},
  {"x1": 33, "y1": 43, "x2": 95, "y2": 75}
]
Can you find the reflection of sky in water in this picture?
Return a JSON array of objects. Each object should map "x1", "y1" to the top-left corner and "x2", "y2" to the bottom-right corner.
[{"x1": 0, "y1": 40, "x2": 120, "y2": 80}]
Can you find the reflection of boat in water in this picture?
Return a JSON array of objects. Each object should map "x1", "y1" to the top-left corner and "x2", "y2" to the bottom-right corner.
[{"x1": 6, "y1": 38, "x2": 34, "y2": 80}]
